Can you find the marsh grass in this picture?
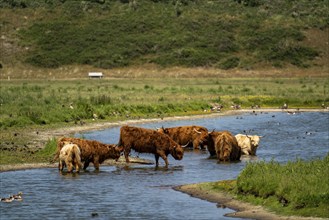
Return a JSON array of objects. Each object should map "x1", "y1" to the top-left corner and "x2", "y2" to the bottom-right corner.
[
  {"x1": 236, "y1": 155, "x2": 329, "y2": 218},
  {"x1": 200, "y1": 155, "x2": 329, "y2": 218},
  {"x1": 1, "y1": 77, "x2": 328, "y2": 129}
]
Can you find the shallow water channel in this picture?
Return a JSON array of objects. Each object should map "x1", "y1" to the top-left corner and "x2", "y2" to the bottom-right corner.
[{"x1": 1, "y1": 112, "x2": 328, "y2": 220}]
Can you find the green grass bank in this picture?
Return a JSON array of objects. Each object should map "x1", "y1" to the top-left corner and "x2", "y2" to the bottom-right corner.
[
  {"x1": 1, "y1": 77, "x2": 328, "y2": 130},
  {"x1": 1, "y1": 77, "x2": 328, "y2": 165},
  {"x1": 196, "y1": 155, "x2": 329, "y2": 218}
]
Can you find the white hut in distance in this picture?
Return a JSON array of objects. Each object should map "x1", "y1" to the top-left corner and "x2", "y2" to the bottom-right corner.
[{"x1": 88, "y1": 72, "x2": 103, "y2": 79}]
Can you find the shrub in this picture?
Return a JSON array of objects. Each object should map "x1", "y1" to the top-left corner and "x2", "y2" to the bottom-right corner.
[{"x1": 218, "y1": 57, "x2": 240, "y2": 69}]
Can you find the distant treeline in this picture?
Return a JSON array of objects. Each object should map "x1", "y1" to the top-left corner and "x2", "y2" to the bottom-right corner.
[{"x1": 2, "y1": 0, "x2": 328, "y2": 69}]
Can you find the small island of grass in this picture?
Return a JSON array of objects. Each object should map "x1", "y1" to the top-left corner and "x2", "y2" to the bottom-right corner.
[{"x1": 175, "y1": 155, "x2": 329, "y2": 219}]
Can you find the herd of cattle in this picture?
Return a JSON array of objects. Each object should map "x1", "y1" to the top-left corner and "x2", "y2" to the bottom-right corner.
[{"x1": 54, "y1": 125, "x2": 262, "y2": 172}]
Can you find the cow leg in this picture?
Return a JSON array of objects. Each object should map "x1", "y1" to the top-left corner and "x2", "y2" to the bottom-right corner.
[
  {"x1": 124, "y1": 148, "x2": 131, "y2": 163},
  {"x1": 58, "y1": 161, "x2": 62, "y2": 170},
  {"x1": 75, "y1": 161, "x2": 80, "y2": 173},
  {"x1": 155, "y1": 154, "x2": 160, "y2": 167},
  {"x1": 193, "y1": 140, "x2": 200, "y2": 149},
  {"x1": 158, "y1": 152, "x2": 169, "y2": 167},
  {"x1": 77, "y1": 161, "x2": 83, "y2": 173},
  {"x1": 93, "y1": 156, "x2": 100, "y2": 170},
  {"x1": 83, "y1": 160, "x2": 90, "y2": 170},
  {"x1": 67, "y1": 163, "x2": 73, "y2": 173}
]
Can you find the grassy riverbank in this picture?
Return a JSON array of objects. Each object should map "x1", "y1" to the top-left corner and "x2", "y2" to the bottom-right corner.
[
  {"x1": 0, "y1": 77, "x2": 328, "y2": 165},
  {"x1": 181, "y1": 155, "x2": 329, "y2": 219},
  {"x1": 1, "y1": 77, "x2": 328, "y2": 129}
]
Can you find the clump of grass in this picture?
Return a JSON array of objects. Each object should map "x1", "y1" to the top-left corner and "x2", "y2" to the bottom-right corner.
[
  {"x1": 33, "y1": 138, "x2": 58, "y2": 162},
  {"x1": 236, "y1": 155, "x2": 329, "y2": 218}
]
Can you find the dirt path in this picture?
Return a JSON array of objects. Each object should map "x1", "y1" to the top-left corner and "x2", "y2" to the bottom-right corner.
[{"x1": 174, "y1": 184, "x2": 327, "y2": 220}]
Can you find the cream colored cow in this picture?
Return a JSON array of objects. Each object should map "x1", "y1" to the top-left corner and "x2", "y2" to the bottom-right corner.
[{"x1": 235, "y1": 134, "x2": 262, "y2": 155}]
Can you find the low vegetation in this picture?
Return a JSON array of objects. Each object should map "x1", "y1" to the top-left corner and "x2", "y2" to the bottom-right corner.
[
  {"x1": 200, "y1": 154, "x2": 329, "y2": 218},
  {"x1": 1, "y1": 77, "x2": 328, "y2": 129},
  {"x1": 1, "y1": 0, "x2": 328, "y2": 71},
  {"x1": 0, "y1": 138, "x2": 57, "y2": 165}
]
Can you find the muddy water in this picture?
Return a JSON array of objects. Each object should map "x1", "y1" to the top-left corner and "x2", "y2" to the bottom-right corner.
[{"x1": 1, "y1": 112, "x2": 328, "y2": 220}]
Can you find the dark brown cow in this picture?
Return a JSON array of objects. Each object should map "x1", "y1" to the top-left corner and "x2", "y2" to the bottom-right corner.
[
  {"x1": 207, "y1": 131, "x2": 223, "y2": 157},
  {"x1": 54, "y1": 137, "x2": 123, "y2": 170},
  {"x1": 118, "y1": 125, "x2": 185, "y2": 167},
  {"x1": 208, "y1": 130, "x2": 241, "y2": 162},
  {"x1": 157, "y1": 125, "x2": 209, "y2": 150}
]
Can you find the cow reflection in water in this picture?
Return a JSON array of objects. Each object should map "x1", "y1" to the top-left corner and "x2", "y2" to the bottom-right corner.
[{"x1": 117, "y1": 125, "x2": 185, "y2": 167}]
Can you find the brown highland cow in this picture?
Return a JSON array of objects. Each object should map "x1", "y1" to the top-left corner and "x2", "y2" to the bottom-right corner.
[
  {"x1": 157, "y1": 125, "x2": 209, "y2": 149},
  {"x1": 208, "y1": 130, "x2": 241, "y2": 162},
  {"x1": 54, "y1": 137, "x2": 123, "y2": 170},
  {"x1": 118, "y1": 125, "x2": 185, "y2": 167}
]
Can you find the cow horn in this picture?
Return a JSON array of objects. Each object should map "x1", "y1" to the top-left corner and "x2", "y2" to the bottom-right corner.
[
  {"x1": 243, "y1": 130, "x2": 250, "y2": 138},
  {"x1": 208, "y1": 129, "x2": 215, "y2": 134},
  {"x1": 182, "y1": 142, "x2": 189, "y2": 148},
  {"x1": 194, "y1": 128, "x2": 201, "y2": 134}
]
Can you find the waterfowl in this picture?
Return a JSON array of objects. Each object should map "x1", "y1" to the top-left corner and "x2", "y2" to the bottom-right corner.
[
  {"x1": 1, "y1": 196, "x2": 14, "y2": 203},
  {"x1": 1, "y1": 192, "x2": 23, "y2": 202},
  {"x1": 13, "y1": 192, "x2": 23, "y2": 201}
]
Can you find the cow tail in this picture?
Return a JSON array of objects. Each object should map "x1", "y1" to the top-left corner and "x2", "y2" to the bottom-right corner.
[{"x1": 73, "y1": 146, "x2": 82, "y2": 168}]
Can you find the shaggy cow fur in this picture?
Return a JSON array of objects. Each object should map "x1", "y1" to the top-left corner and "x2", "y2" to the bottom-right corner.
[
  {"x1": 118, "y1": 125, "x2": 185, "y2": 167},
  {"x1": 59, "y1": 143, "x2": 83, "y2": 173},
  {"x1": 55, "y1": 137, "x2": 123, "y2": 170},
  {"x1": 157, "y1": 125, "x2": 209, "y2": 149},
  {"x1": 208, "y1": 131, "x2": 241, "y2": 162},
  {"x1": 235, "y1": 134, "x2": 262, "y2": 155}
]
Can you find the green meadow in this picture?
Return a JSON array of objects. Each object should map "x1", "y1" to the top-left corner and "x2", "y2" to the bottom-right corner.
[{"x1": 1, "y1": 77, "x2": 328, "y2": 129}]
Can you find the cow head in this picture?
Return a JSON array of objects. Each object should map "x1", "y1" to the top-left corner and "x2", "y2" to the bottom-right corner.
[
  {"x1": 106, "y1": 144, "x2": 123, "y2": 160},
  {"x1": 157, "y1": 126, "x2": 169, "y2": 134},
  {"x1": 207, "y1": 131, "x2": 220, "y2": 156},
  {"x1": 248, "y1": 135, "x2": 262, "y2": 148},
  {"x1": 193, "y1": 128, "x2": 209, "y2": 146},
  {"x1": 171, "y1": 145, "x2": 184, "y2": 160},
  {"x1": 221, "y1": 146, "x2": 232, "y2": 162},
  {"x1": 246, "y1": 135, "x2": 262, "y2": 155}
]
